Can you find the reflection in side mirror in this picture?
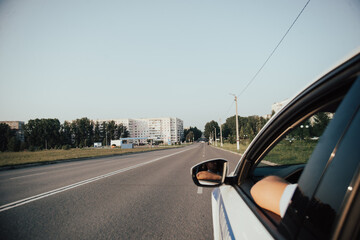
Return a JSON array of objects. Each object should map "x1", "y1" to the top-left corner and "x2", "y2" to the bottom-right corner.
[{"x1": 191, "y1": 159, "x2": 228, "y2": 187}]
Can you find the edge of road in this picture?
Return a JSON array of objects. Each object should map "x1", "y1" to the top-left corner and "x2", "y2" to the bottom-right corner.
[
  {"x1": 209, "y1": 144, "x2": 242, "y2": 156},
  {"x1": 209, "y1": 145, "x2": 277, "y2": 166}
]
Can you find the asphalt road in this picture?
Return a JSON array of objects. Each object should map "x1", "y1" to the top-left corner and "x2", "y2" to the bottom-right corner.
[{"x1": 0, "y1": 143, "x2": 241, "y2": 240}]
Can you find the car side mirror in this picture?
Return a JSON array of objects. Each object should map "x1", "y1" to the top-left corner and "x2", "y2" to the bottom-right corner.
[{"x1": 191, "y1": 159, "x2": 228, "y2": 187}]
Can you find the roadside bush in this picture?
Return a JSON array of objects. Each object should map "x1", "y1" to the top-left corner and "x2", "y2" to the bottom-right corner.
[
  {"x1": 62, "y1": 145, "x2": 71, "y2": 150},
  {"x1": 28, "y1": 146, "x2": 36, "y2": 152},
  {"x1": 228, "y1": 135, "x2": 235, "y2": 144},
  {"x1": 20, "y1": 142, "x2": 28, "y2": 151},
  {"x1": 7, "y1": 137, "x2": 21, "y2": 152}
]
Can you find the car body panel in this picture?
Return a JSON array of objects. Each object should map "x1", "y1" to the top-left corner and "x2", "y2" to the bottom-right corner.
[{"x1": 212, "y1": 186, "x2": 273, "y2": 240}]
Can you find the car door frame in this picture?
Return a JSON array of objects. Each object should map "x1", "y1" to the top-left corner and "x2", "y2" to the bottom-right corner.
[{"x1": 219, "y1": 53, "x2": 360, "y2": 239}]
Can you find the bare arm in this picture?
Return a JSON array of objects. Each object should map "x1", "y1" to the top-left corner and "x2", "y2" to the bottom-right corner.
[
  {"x1": 196, "y1": 171, "x2": 222, "y2": 181},
  {"x1": 250, "y1": 176, "x2": 289, "y2": 216}
]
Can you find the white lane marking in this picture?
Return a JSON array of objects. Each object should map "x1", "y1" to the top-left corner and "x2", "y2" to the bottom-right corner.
[
  {"x1": 203, "y1": 142, "x2": 206, "y2": 158},
  {"x1": 0, "y1": 147, "x2": 194, "y2": 213},
  {"x1": 197, "y1": 187, "x2": 203, "y2": 194},
  {"x1": 10, "y1": 172, "x2": 47, "y2": 180}
]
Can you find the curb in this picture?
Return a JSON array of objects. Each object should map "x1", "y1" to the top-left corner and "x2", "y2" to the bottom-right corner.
[{"x1": 209, "y1": 145, "x2": 278, "y2": 166}]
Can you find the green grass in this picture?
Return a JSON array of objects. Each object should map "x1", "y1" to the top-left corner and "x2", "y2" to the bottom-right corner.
[
  {"x1": 214, "y1": 139, "x2": 317, "y2": 165},
  {"x1": 215, "y1": 140, "x2": 251, "y2": 155},
  {"x1": 263, "y1": 140, "x2": 317, "y2": 165},
  {"x1": 0, "y1": 145, "x2": 185, "y2": 168}
]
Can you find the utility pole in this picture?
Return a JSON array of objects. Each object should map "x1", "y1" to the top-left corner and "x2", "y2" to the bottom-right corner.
[
  {"x1": 230, "y1": 94, "x2": 240, "y2": 151},
  {"x1": 214, "y1": 127, "x2": 217, "y2": 147},
  {"x1": 219, "y1": 118, "x2": 223, "y2": 147}
]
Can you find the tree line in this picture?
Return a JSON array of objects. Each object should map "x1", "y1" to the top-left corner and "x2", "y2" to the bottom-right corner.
[
  {"x1": 204, "y1": 112, "x2": 330, "y2": 144},
  {"x1": 183, "y1": 126, "x2": 202, "y2": 142},
  {"x1": 0, "y1": 123, "x2": 21, "y2": 152},
  {"x1": 0, "y1": 118, "x2": 129, "y2": 152},
  {"x1": 204, "y1": 115, "x2": 268, "y2": 143}
]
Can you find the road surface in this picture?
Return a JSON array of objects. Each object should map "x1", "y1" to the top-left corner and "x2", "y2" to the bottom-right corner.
[{"x1": 0, "y1": 143, "x2": 240, "y2": 239}]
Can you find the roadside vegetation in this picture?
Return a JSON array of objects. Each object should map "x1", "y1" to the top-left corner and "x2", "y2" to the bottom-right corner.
[
  {"x1": 207, "y1": 112, "x2": 330, "y2": 165},
  {"x1": 212, "y1": 139, "x2": 317, "y2": 165},
  {"x1": 0, "y1": 117, "x2": 187, "y2": 168},
  {"x1": 0, "y1": 145, "x2": 184, "y2": 168},
  {"x1": 0, "y1": 112, "x2": 330, "y2": 167},
  {"x1": 263, "y1": 140, "x2": 317, "y2": 165},
  {"x1": 0, "y1": 118, "x2": 131, "y2": 152},
  {"x1": 214, "y1": 140, "x2": 251, "y2": 155}
]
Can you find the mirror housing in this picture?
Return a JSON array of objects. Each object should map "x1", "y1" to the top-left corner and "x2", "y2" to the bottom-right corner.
[{"x1": 191, "y1": 159, "x2": 228, "y2": 187}]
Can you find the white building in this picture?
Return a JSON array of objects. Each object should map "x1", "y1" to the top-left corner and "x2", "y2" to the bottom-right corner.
[
  {"x1": 271, "y1": 99, "x2": 290, "y2": 114},
  {"x1": 96, "y1": 117, "x2": 184, "y2": 144}
]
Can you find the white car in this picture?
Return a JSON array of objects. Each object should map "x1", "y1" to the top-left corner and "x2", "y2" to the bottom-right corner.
[{"x1": 191, "y1": 53, "x2": 360, "y2": 239}]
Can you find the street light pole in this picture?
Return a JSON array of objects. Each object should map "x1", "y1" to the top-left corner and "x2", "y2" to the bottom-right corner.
[
  {"x1": 214, "y1": 127, "x2": 217, "y2": 147},
  {"x1": 230, "y1": 94, "x2": 240, "y2": 151},
  {"x1": 219, "y1": 118, "x2": 223, "y2": 147}
]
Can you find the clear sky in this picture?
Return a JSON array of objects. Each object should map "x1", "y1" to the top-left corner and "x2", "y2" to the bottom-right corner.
[{"x1": 0, "y1": 0, "x2": 359, "y2": 131}]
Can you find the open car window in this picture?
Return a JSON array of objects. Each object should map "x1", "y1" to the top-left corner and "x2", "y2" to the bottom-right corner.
[
  {"x1": 235, "y1": 63, "x2": 360, "y2": 240},
  {"x1": 253, "y1": 111, "x2": 334, "y2": 184},
  {"x1": 263, "y1": 112, "x2": 331, "y2": 165}
]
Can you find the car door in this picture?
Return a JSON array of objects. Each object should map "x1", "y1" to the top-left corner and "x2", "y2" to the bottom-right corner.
[
  {"x1": 212, "y1": 54, "x2": 360, "y2": 239},
  {"x1": 292, "y1": 76, "x2": 360, "y2": 239}
]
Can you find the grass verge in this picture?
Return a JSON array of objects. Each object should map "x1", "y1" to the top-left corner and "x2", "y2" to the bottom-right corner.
[
  {"x1": 0, "y1": 145, "x2": 185, "y2": 168},
  {"x1": 213, "y1": 140, "x2": 251, "y2": 155},
  {"x1": 213, "y1": 140, "x2": 317, "y2": 165},
  {"x1": 263, "y1": 140, "x2": 317, "y2": 165}
]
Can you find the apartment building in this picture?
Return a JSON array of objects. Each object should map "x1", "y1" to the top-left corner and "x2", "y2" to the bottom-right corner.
[
  {"x1": 96, "y1": 117, "x2": 184, "y2": 144},
  {"x1": 271, "y1": 99, "x2": 290, "y2": 114}
]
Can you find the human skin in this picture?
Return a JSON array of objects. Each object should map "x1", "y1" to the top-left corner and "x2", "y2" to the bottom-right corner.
[
  {"x1": 250, "y1": 175, "x2": 288, "y2": 216},
  {"x1": 196, "y1": 171, "x2": 222, "y2": 181}
]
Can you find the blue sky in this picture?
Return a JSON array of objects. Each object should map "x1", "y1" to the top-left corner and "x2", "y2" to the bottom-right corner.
[{"x1": 0, "y1": 0, "x2": 359, "y2": 131}]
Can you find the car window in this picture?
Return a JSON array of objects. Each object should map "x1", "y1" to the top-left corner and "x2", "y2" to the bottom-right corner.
[
  {"x1": 235, "y1": 57, "x2": 360, "y2": 240},
  {"x1": 279, "y1": 77, "x2": 360, "y2": 239},
  {"x1": 299, "y1": 109, "x2": 360, "y2": 239},
  {"x1": 252, "y1": 110, "x2": 334, "y2": 185},
  {"x1": 262, "y1": 112, "x2": 331, "y2": 167},
  {"x1": 292, "y1": 78, "x2": 360, "y2": 239}
]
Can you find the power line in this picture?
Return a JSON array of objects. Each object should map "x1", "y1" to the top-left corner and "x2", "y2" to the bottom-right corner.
[
  {"x1": 224, "y1": 100, "x2": 235, "y2": 118},
  {"x1": 237, "y1": 0, "x2": 311, "y2": 97},
  {"x1": 219, "y1": 0, "x2": 311, "y2": 125}
]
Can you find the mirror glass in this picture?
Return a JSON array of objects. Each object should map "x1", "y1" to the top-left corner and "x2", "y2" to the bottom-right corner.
[{"x1": 191, "y1": 159, "x2": 228, "y2": 187}]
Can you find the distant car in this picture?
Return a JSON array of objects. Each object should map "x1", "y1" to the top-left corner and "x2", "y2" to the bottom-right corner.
[{"x1": 191, "y1": 53, "x2": 360, "y2": 239}]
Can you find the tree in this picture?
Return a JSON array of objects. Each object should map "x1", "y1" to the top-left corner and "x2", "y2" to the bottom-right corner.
[
  {"x1": 94, "y1": 121, "x2": 101, "y2": 143},
  {"x1": 191, "y1": 127, "x2": 202, "y2": 141},
  {"x1": 221, "y1": 122, "x2": 231, "y2": 139},
  {"x1": 204, "y1": 121, "x2": 220, "y2": 139},
  {"x1": 45, "y1": 119, "x2": 61, "y2": 148},
  {"x1": 183, "y1": 127, "x2": 202, "y2": 142},
  {"x1": 221, "y1": 115, "x2": 268, "y2": 141},
  {"x1": 106, "y1": 121, "x2": 116, "y2": 142},
  {"x1": 70, "y1": 118, "x2": 94, "y2": 148},
  {"x1": 7, "y1": 136, "x2": 20, "y2": 152},
  {"x1": 101, "y1": 121, "x2": 107, "y2": 146},
  {"x1": 312, "y1": 112, "x2": 331, "y2": 137},
  {"x1": 186, "y1": 131, "x2": 194, "y2": 142},
  {"x1": 0, "y1": 123, "x2": 16, "y2": 152},
  {"x1": 24, "y1": 119, "x2": 61, "y2": 150},
  {"x1": 60, "y1": 121, "x2": 72, "y2": 147},
  {"x1": 115, "y1": 124, "x2": 129, "y2": 139}
]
